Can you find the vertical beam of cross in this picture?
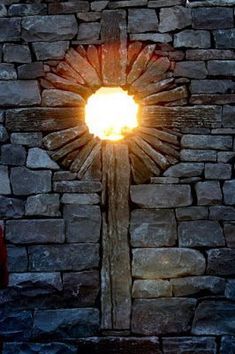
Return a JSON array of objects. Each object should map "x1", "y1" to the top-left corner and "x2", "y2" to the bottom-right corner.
[{"x1": 100, "y1": 11, "x2": 132, "y2": 330}]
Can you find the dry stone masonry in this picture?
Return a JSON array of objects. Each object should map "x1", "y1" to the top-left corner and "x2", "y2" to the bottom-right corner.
[{"x1": 0, "y1": 0, "x2": 235, "y2": 353}]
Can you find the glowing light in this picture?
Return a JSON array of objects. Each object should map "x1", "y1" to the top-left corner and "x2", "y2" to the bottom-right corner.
[{"x1": 85, "y1": 87, "x2": 139, "y2": 141}]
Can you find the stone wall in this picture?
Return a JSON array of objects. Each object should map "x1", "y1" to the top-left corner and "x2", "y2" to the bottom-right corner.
[{"x1": 0, "y1": 0, "x2": 235, "y2": 353}]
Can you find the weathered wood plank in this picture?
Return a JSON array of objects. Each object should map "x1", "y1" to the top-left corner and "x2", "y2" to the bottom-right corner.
[
  {"x1": 101, "y1": 10, "x2": 127, "y2": 86},
  {"x1": 141, "y1": 106, "x2": 222, "y2": 128},
  {"x1": 101, "y1": 143, "x2": 132, "y2": 330},
  {"x1": 6, "y1": 108, "x2": 84, "y2": 132},
  {"x1": 141, "y1": 86, "x2": 188, "y2": 105},
  {"x1": 127, "y1": 44, "x2": 155, "y2": 84},
  {"x1": 127, "y1": 41, "x2": 142, "y2": 68},
  {"x1": 43, "y1": 125, "x2": 87, "y2": 151}
]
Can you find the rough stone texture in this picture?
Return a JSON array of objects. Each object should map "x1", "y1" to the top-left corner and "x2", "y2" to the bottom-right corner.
[
  {"x1": 191, "y1": 79, "x2": 235, "y2": 94},
  {"x1": 220, "y1": 336, "x2": 235, "y2": 354},
  {"x1": 178, "y1": 220, "x2": 224, "y2": 248},
  {"x1": 6, "y1": 219, "x2": 65, "y2": 244},
  {"x1": 192, "y1": 7, "x2": 234, "y2": 29},
  {"x1": 2, "y1": 343, "x2": 77, "y2": 354},
  {"x1": 25, "y1": 194, "x2": 60, "y2": 217},
  {"x1": 171, "y1": 276, "x2": 225, "y2": 296},
  {"x1": 207, "y1": 249, "x2": 235, "y2": 276},
  {"x1": 1, "y1": 144, "x2": 26, "y2": 166},
  {"x1": 3, "y1": 44, "x2": 31, "y2": 63},
  {"x1": 182, "y1": 135, "x2": 232, "y2": 149},
  {"x1": 0, "y1": 64, "x2": 17, "y2": 80},
  {"x1": 7, "y1": 246, "x2": 28, "y2": 272},
  {"x1": 33, "y1": 308, "x2": 99, "y2": 339},
  {"x1": 0, "y1": 125, "x2": 8, "y2": 143},
  {"x1": 27, "y1": 148, "x2": 59, "y2": 170},
  {"x1": 223, "y1": 180, "x2": 235, "y2": 205},
  {"x1": 164, "y1": 163, "x2": 204, "y2": 178},
  {"x1": 130, "y1": 209, "x2": 177, "y2": 247},
  {"x1": 0, "y1": 309, "x2": 33, "y2": 340},
  {"x1": 195, "y1": 181, "x2": 222, "y2": 205},
  {"x1": 132, "y1": 280, "x2": 172, "y2": 298},
  {"x1": 0, "y1": 196, "x2": 25, "y2": 219},
  {"x1": 22, "y1": 16, "x2": 78, "y2": 42},
  {"x1": 18, "y1": 62, "x2": 44, "y2": 80},
  {"x1": 192, "y1": 301, "x2": 235, "y2": 335},
  {"x1": 132, "y1": 298, "x2": 196, "y2": 335},
  {"x1": 159, "y1": 6, "x2": 192, "y2": 33},
  {"x1": 210, "y1": 206, "x2": 235, "y2": 221},
  {"x1": 128, "y1": 9, "x2": 158, "y2": 33},
  {"x1": 225, "y1": 280, "x2": 235, "y2": 300},
  {"x1": 223, "y1": 106, "x2": 235, "y2": 127},
  {"x1": 77, "y1": 22, "x2": 101, "y2": 41},
  {"x1": 32, "y1": 41, "x2": 69, "y2": 60},
  {"x1": 0, "y1": 81, "x2": 41, "y2": 107},
  {"x1": 53, "y1": 181, "x2": 102, "y2": 193},
  {"x1": 174, "y1": 30, "x2": 211, "y2": 49},
  {"x1": 64, "y1": 204, "x2": 101, "y2": 243},
  {"x1": 205, "y1": 163, "x2": 232, "y2": 179},
  {"x1": 0, "y1": 166, "x2": 11, "y2": 195},
  {"x1": 214, "y1": 29, "x2": 235, "y2": 49},
  {"x1": 131, "y1": 184, "x2": 192, "y2": 208},
  {"x1": 9, "y1": 272, "x2": 63, "y2": 293},
  {"x1": 11, "y1": 133, "x2": 42, "y2": 147},
  {"x1": 207, "y1": 60, "x2": 235, "y2": 76},
  {"x1": 174, "y1": 61, "x2": 207, "y2": 78},
  {"x1": 163, "y1": 337, "x2": 217, "y2": 353},
  {"x1": 224, "y1": 224, "x2": 235, "y2": 248},
  {"x1": 61, "y1": 193, "x2": 100, "y2": 205},
  {"x1": 176, "y1": 207, "x2": 208, "y2": 221},
  {"x1": 132, "y1": 248, "x2": 205, "y2": 279},
  {"x1": 28, "y1": 244, "x2": 99, "y2": 271},
  {"x1": 0, "y1": 18, "x2": 21, "y2": 42},
  {"x1": 11, "y1": 167, "x2": 51, "y2": 195}
]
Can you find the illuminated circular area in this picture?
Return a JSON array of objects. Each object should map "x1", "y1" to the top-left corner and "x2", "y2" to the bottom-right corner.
[{"x1": 85, "y1": 87, "x2": 139, "y2": 141}]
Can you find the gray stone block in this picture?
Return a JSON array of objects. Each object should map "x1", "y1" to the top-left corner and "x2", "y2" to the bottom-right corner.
[
  {"x1": 9, "y1": 272, "x2": 63, "y2": 293},
  {"x1": 164, "y1": 162, "x2": 204, "y2": 178},
  {"x1": 131, "y1": 184, "x2": 192, "y2": 208},
  {"x1": 1, "y1": 144, "x2": 26, "y2": 166},
  {"x1": 181, "y1": 134, "x2": 232, "y2": 149},
  {"x1": 77, "y1": 22, "x2": 101, "y2": 41},
  {"x1": 180, "y1": 149, "x2": 216, "y2": 162},
  {"x1": 28, "y1": 244, "x2": 100, "y2": 271},
  {"x1": 220, "y1": 336, "x2": 235, "y2": 354},
  {"x1": 61, "y1": 193, "x2": 100, "y2": 205},
  {"x1": 191, "y1": 79, "x2": 235, "y2": 94},
  {"x1": 207, "y1": 248, "x2": 235, "y2": 276},
  {"x1": 214, "y1": 29, "x2": 235, "y2": 49},
  {"x1": 91, "y1": 1, "x2": 109, "y2": 11},
  {"x1": 208, "y1": 60, "x2": 235, "y2": 76},
  {"x1": 33, "y1": 308, "x2": 99, "y2": 339},
  {"x1": 0, "y1": 80, "x2": 41, "y2": 107},
  {"x1": 2, "y1": 342, "x2": 77, "y2": 354},
  {"x1": 176, "y1": 206, "x2": 208, "y2": 221},
  {"x1": 210, "y1": 206, "x2": 235, "y2": 221},
  {"x1": 129, "y1": 33, "x2": 172, "y2": 43},
  {"x1": 8, "y1": 3, "x2": 47, "y2": 16},
  {"x1": 0, "y1": 309, "x2": 33, "y2": 340},
  {"x1": 192, "y1": 300, "x2": 235, "y2": 335},
  {"x1": 159, "y1": 6, "x2": 191, "y2": 33},
  {"x1": 223, "y1": 106, "x2": 235, "y2": 128},
  {"x1": 178, "y1": 220, "x2": 224, "y2": 248},
  {"x1": 53, "y1": 171, "x2": 76, "y2": 181},
  {"x1": 49, "y1": 1, "x2": 89, "y2": 14},
  {"x1": 11, "y1": 167, "x2": 51, "y2": 195},
  {"x1": 6, "y1": 219, "x2": 65, "y2": 244},
  {"x1": 108, "y1": 0, "x2": 147, "y2": 9},
  {"x1": 22, "y1": 15, "x2": 78, "y2": 42},
  {"x1": 225, "y1": 280, "x2": 235, "y2": 300},
  {"x1": 132, "y1": 280, "x2": 172, "y2": 298},
  {"x1": 0, "y1": 18, "x2": 21, "y2": 42},
  {"x1": 224, "y1": 223, "x2": 235, "y2": 248},
  {"x1": 223, "y1": 180, "x2": 235, "y2": 205},
  {"x1": 192, "y1": 7, "x2": 233, "y2": 29},
  {"x1": 27, "y1": 148, "x2": 59, "y2": 170},
  {"x1": 148, "y1": 0, "x2": 184, "y2": 7},
  {"x1": 132, "y1": 248, "x2": 205, "y2": 279},
  {"x1": 7, "y1": 245, "x2": 28, "y2": 272},
  {"x1": 0, "y1": 125, "x2": 9, "y2": 143},
  {"x1": 0, "y1": 64, "x2": 17, "y2": 80},
  {"x1": 18, "y1": 62, "x2": 44, "y2": 80},
  {"x1": 174, "y1": 30, "x2": 210, "y2": 48},
  {"x1": 162, "y1": 337, "x2": 217, "y2": 354},
  {"x1": 3, "y1": 44, "x2": 31, "y2": 63},
  {"x1": 128, "y1": 9, "x2": 158, "y2": 33},
  {"x1": 54, "y1": 180, "x2": 102, "y2": 193},
  {"x1": 11, "y1": 132, "x2": 42, "y2": 147},
  {"x1": 0, "y1": 196, "x2": 24, "y2": 219},
  {"x1": 0, "y1": 4, "x2": 7, "y2": 16},
  {"x1": 195, "y1": 181, "x2": 222, "y2": 205},
  {"x1": 171, "y1": 276, "x2": 225, "y2": 296},
  {"x1": 32, "y1": 41, "x2": 69, "y2": 60},
  {"x1": 130, "y1": 209, "x2": 177, "y2": 247},
  {"x1": 64, "y1": 204, "x2": 101, "y2": 243},
  {"x1": 0, "y1": 166, "x2": 11, "y2": 195},
  {"x1": 132, "y1": 298, "x2": 196, "y2": 335},
  {"x1": 174, "y1": 61, "x2": 207, "y2": 78},
  {"x1": 205, "y1": 163, "x2": 232, "y2": 180},
  {"x1": 25, "y1": 194, "x2": 60, "y2": 217}
]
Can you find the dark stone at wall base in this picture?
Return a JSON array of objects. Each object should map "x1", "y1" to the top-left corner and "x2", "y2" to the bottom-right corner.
[
  {"x1": 162, "y1": 336, "x2": 217, "y2": 354},
  {"x1": 2, "y1": 342, "x2": 77, "y2": 354},
  {"x1": 207, "y1": 248, "x2": 235, "y2": 276},
  {"x1": 132, "y1": 298, "x2": 196, "y2": 335},
  {"x1": 192, "y1": 301, "x2": 235, "y2": 335},
  {"x1": 0, "y1": 309, "x2": 33, "y2": 340}
]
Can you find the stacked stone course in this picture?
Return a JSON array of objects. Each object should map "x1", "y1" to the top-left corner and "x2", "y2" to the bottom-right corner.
[{"x1": 0, "y1": 0, "x2": 235, "y2": 353}]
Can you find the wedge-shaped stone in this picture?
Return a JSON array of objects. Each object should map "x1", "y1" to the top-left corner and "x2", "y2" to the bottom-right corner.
[
  {"x1": 132, "y1": 298, "x2": 196, "y2": 335},
  {"x1": 43, "y1": 126, "x2": 87, "y2": 151},
  {"x1": 142, "y1": 86, "x2": 187, "y2": 105},
  {"x1": 127, "y1": 44, "x2": 155, "y2": 84},
  {"x1": 132, "y1": 248, "x2": 205, "y2": 279},
  {"x1": 46, "y1": 73, "x2": 92, "y2": 98},
  {"x1": 131, "y1": 184, "x2": 192, "y2": 208},
  {"x1": 42, "y1": 89, "x2": 84, "y2": 107},
  {"x1": 130, "y1": 209, "x2": 177, "y2": 247}
]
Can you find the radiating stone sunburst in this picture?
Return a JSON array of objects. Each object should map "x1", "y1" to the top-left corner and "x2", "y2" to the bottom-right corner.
[{"x1": 42, "y1": 43, "x2": 188, "y2": 184}]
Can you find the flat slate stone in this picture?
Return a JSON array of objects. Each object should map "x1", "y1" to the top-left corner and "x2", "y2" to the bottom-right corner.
[
  {"x1": 0, "y1": 196, "x2": 25, "y2": 219},
  {"x1": 132, "y1": 298, "x2": 196, "y2": 335},
  {"x1": 33, "y1": 308, "x2": 99, "y2": 339},
  {"x1": 132, "y1": 248, "x2": 205, "y2": 279},
  {"x1": 220, "y1": 336, "x2": 235, "y2": 354},
  {"x1": 207, "y1": 248, "x2": 235, "y2": 276},
  {"x1": 27, "y1": 148, "x2": 59, "y2": 170},
  {"x1": 128, "y1": 9, "x2": 158, "y2": 33},
  {"x1": 164, "y1": 163, "x2": 204, "y2": 178},
  {"x1": 0, "y1": 18, "x2": 21, "y2": 42},
  {"x1": 181, "y1": 134, "x2": 232, "y2": 149},
  {"x1": 64, "y1": 204, "x2": 101, "y2": 243},
  {"x1": 174, "y1": 61, "x2": 207, "y2": 79},
  {"x1": 192, "y1": 300, "x2": 235, "y2": 335},
  {"x1": 32, "y1": 41, "x2": 69, "y2": 60},
  {"x1": 28, "y1": 244, "x2": 99, "y2": 271},
  {"x1": 10, "y1": 167, "x2": 51, "y2": 195},
  {"x1": 210, "y1": 206, "x2": 235, "y2": 221},
  {"x1": 25, "y1": 194, "x2": 60, "y2": 217},
  {"x1": 171, "y1": 276, "x2": 226, "y2": 296},
  {"x1": 22, "y1": 15, "x2": 78, "y2": 42},
  {"x1": 178, "y1": 220, "x2": 225, "y2": 248},
  {"x1": 54, "y1": 181, "x2": 102, "y2": 193},
  {"x1": 130, "y1": 209, "x2": 177, "y2": 247},
  {"x1": 1, "y1": 144, "x2": 26, "y2": 166},
  {"x1": 131, "y1": 184, "x2": 192, "y2": 208},
  {"x1": 2, "y1": 342, "x2": 77, "y2": 354},
  {"x1": 176, "y1": 206, "x2": 208, "y2": 221},
  {"x1": 162, "y1": 337, "x2": 217, "y2": 354},
  {"x1": 11, "y1": 132, "x2": 42, "y2": 147},
  {"x1": 7, "y1": 246, "x2": 28, "y2": 272},
  {"x1": 0, "y1": 81, "x2": 41, "y2": 107},
  {"x1": 132, "y1": 279, "x2": 172, "y2": 298},
  {"x1": 159, "y1": 6, "x2": 191, "y2": 33},
  {"x1": 0, "y1": 309, "x2": 33, "y2": 340},
  {"x1": 192, "y1": 7, "x2": 233, "y2": 29},
  {"x1": 174, "y1": 30, "x2": 211, "y2": 49},
  {"x1": 207, "y1": 60, "x2": 235, "y2": 76},
  {"x1": 6, "y1": 219, "x2": 65, "y2": 244},
  {"x1": 77, "y1": 22, "x2": 101, "y2": 41},
  {"x1": 195, "y1": 181, "x2": 222, "y2": 205},
  {"x1": 3, "y1": 44, "x2": 31, "y2": 63},
  {"x1": 61, "y1": 193, "x2": 100, "y2": 205},
  {"x1": 0, "y1": 166, "x2": 11, "y2": 195}
]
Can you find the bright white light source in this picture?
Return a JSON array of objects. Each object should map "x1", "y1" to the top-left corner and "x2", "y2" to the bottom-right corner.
[{"x1": 85, "y1": 87, "x2": 139, "y2": 141}]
